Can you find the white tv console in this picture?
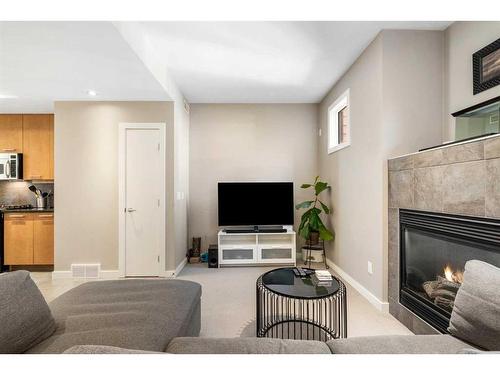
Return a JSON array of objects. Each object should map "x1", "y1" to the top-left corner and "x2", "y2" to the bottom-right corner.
[{"x1": 218, "y1": 228, "x2": 296, "y2": 266}]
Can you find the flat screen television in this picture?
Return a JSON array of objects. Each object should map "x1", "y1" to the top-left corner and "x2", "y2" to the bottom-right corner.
[{"x1": 218, "y1": 182, "x2": 294, "y2": 226}]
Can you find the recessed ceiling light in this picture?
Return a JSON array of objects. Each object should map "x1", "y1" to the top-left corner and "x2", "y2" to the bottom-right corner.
[
  {"x1": 87, "y1": 90, "x2": 98, "y2": 97},
  {"x1": 0, "y1": 94, "x2": 18, "y2": 99}
]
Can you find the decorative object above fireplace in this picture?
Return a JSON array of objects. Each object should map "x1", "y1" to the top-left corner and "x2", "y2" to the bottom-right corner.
[
  {"x1": 399, "y1": 209, "x2": 500, "y2": 333},
  {"x1": 451, "y1": 95, "x2": 500, "y2": 142},
  {"x1": 473, "y1": 37, "x2": 500, "y2": 95}
]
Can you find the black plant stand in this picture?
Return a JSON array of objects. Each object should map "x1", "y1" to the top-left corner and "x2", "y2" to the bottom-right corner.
[
  {"x1": 256, "y1": 267, "x2": 347, "y2": 341},
  {"x1": 303, "y1": 238, "x2": 328, "y2": 270}
]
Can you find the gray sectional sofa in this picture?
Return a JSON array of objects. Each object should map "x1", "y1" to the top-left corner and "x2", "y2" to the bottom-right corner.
[
  {"x1": 0, "y1": 272, "x2": 201, "y2": 354},
  {"x1": 1, "y1": 260, "x2": 498, "y2": 354}
]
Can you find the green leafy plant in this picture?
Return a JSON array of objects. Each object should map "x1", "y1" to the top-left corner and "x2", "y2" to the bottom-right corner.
[{"x1": 295, "y1": 176, "x2": 335, "y2": 242}]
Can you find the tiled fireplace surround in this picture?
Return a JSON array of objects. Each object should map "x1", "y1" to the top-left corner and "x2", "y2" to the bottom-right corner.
[{"x1": 388, "y1": 134, "x2": 500, "y2": 334}]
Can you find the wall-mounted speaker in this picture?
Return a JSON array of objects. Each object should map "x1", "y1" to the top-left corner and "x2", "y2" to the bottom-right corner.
[{"x1": 208, "y1": 245, "x2": 218, "y2": 268}]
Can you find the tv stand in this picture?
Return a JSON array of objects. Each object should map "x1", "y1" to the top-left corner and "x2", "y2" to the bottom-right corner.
[
  {"x1": 218, "y1": 228, "x2": 296, "y2": 266},
  {"x1": 223, "y1": 225, "x2": 287, "y2": 234}
]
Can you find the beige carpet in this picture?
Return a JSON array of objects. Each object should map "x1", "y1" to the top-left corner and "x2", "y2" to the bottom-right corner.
[{"x1": 177, "y1": 264, "x2": 412, "y2": 338}]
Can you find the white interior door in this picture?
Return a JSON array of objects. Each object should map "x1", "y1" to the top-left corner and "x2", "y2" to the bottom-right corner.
[{"x1": 124, "y1": 127, "x2": 162, "y2": 276}]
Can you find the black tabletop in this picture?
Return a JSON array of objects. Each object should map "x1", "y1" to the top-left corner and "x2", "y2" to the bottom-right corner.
[{"x1": 260, "y1": 267, "x2": 340, "y2": 299}]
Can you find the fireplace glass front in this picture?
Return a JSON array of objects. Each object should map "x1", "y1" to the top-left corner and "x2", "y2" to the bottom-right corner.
[{"x1": 399, "y1": 210, "x2": 500, "y2": 332}]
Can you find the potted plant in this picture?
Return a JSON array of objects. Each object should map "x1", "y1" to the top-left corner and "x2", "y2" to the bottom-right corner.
[{"x1": 295, "y1": 176, "x2": 335, "y2": 263}]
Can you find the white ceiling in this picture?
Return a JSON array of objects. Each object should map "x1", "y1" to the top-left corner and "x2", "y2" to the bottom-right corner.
[
  {"x1": 132, "y1": 21, "x2": 452, "y2": 103},
  {"x1": 0, "y1": 22, "x2": 169, "y2": 113},
  {"x1": 0, "y1": 21, "x2": 452, "y2": 112}
]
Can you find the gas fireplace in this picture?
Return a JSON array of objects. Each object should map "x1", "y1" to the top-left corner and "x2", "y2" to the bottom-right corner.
[{"x1": 399, "y1": 209, "x2": 500, "y2": 332}]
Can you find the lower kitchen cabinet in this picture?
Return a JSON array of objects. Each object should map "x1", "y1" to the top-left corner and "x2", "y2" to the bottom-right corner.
[
  {"x1": 4, "y1": 212, "x2": 54, "y2": 266},
  {"x1": 4, "y1": 213, "x2": 34, "y2": 265},
  {"x1": 33, "y1": 213, "x2": 54, "y2": 265}
]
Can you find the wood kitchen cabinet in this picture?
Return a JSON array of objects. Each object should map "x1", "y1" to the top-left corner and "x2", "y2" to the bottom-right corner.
[
  {"x1": 3, "y1": 212, "x2": 54, "y2": 266},
  {"x1": 0, "y1": 114, "x2": 23, "y2": 153},
  {"x1": 22, "y1": 114, "x2": 54, "y2": 180},
  {"x1": 4, "y1": 213, "x2": 34, "y2": 265},
  {"x1": 33, "y1": 213, "x2": 54, "y2": 265}
]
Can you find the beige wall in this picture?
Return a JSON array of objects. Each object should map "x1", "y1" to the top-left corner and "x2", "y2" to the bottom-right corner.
[
  {"x1": 189, "y1": 104, "x2": 318, "y2": 248},
  {"x1": 319, "y1": 35, "x2": 385, "y2": 301},
  {"x1": 54, "y1": 101, "x2": 175, "y2": 271},
  {"x1": 318, "y1": 30, "x2": 443, "y2": 303},
  {"x1": 444, "y1": 22, "x2": 500, "y2": 141}
]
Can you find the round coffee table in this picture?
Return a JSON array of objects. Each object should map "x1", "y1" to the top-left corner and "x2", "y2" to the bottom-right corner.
[{"x1": 256, "y1": 267, "x2": 347, "y2": 341}]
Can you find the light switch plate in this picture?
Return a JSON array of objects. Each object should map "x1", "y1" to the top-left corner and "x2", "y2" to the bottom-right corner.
[{"x1": 367, "y1": 261, "x2": 373, "y2": 275}]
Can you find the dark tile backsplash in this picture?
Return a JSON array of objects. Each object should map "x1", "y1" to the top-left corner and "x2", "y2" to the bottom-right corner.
[{"x1": 0, "y1": 181, "x2": 54, "y2": 207}]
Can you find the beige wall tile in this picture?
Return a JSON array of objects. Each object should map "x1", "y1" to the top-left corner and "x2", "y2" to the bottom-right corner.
[
  {"x1": 442, "y1": 141, "x2": 484, "y2": 164},
  {"x1": 442, "y1": 160, "x2": 486, "y2": 216},
  {"x1": 389, "y1": 170, "x2": 414, "y2": 209},
  {"x1": 484, "y1": 136, "x2": 500, "y2": 160},
  {"x1": 486, "y1": 158, "x2": 500, "y2": 218},
  {"x1": 413, "y1": 149, "x2": 443, "y2": 168},
  {"x1": 414, "y1": 166, "x2": 444, "y2": 212},
  {"x1": 388, "y1": 155, "x2": 414, "y2": 171}
]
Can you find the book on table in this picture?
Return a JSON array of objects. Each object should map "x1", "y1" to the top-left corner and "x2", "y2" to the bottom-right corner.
[{"x1": 315, "y1": 270, "x2": 332, "y2": 280}]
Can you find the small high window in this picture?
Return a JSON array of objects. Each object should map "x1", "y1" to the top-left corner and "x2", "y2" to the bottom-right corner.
[{"x1": 328, "y1": 89, "x2": 350, "y2": 154}]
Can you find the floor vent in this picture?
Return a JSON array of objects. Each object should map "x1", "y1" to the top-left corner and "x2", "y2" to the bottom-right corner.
[{"x1": 71, "y1": 264, "x2": 101, "y2": 278}]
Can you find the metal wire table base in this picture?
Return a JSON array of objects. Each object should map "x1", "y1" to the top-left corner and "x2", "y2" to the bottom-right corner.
[{"x1": 256, "y1": 276, "x2": 347, "y2": 341}]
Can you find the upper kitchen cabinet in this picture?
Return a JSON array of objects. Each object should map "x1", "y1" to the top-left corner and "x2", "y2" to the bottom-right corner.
[
  {"x1": 22, "y1": 114, "x2": 54, "y2": 180},
  {"x1": 0, "y1": 114, "x2": 23, "y2": 153}
]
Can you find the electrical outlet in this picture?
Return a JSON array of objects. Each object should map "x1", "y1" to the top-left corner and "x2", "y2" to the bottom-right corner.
[{"x1": 367, "y1": 261, "x2": 373, "y2": 275}]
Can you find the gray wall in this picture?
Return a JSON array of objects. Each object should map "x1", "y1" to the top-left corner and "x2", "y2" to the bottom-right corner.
[
  {"x1": 188, "y1": 104, "x2": 318, "y2": 248},
  {"x1": 318, "y1": 30, "x2": 443, "y2": 303},
  {"x1": 444, "y1": 22, "x2": 500, "y2": 141},
  {"x1": 54, "y1": 101, "x2": 175, "y2": 271}
]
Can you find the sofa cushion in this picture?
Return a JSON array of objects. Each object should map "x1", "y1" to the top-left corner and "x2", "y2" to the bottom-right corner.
[
  {"x1": 64, "y1": 345, "x2": 160, "y2": 354},
  {"x1": 0, "y1": 271, "x2": 56, "y2": 353},
  {"x1": 167, "y1": 337, "x2": 332, "y2": 354},
  {"x1": 326, "y1": 334, "x2": 474, "y2": 354},
  {"x1": 448, "y1": 260, "x2": 500, "y2": 351},
  {"x1": 27, "y1": 279, "x2": 201, "y2": 353}
]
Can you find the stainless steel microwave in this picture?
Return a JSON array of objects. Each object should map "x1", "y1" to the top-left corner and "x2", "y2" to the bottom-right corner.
[{"x1": 0, "y1": 153, "x2": 23, "y2": 180}]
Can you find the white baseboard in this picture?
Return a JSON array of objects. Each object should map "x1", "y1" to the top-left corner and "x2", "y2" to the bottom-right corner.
[
  {"x1": 164, "y1": 257, "x2": 188, "y2": 278},
  {"x1": 51, "y1": 270, "x2": 120, "y2": 280},
  {"x1": 325, "y1": 258, "x2": 389, "y2": 313},
  {"x1": 175, "y1": 257, "x2": 187, "y2": 276}
]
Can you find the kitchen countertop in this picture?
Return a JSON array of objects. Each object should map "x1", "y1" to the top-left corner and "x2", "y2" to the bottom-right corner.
[{"x1": 0, "y1": 208, "x2": 54, "y2": 213}]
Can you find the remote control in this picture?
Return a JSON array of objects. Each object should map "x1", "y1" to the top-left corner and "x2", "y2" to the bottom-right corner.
[{"x1": 297, "y1": 267, "x2": 307, "y2": 277}]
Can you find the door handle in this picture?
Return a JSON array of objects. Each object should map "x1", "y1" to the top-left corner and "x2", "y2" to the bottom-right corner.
[
  {"x1": 5, "y1": 160, "x2": 10, "y2": 178},
  {"x1": 127, "y1": 208, "x2": 136, "y2": 213}
]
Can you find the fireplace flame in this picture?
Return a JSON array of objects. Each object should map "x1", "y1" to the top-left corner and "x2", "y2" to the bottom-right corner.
[{"x1": 443, "y1": 265, "x2": 464, "y2": 284}]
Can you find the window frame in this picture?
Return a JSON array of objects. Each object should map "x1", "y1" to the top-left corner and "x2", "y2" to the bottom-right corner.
[{"x1": 327, "y1": 89, "x2": 351, "y2": 154}]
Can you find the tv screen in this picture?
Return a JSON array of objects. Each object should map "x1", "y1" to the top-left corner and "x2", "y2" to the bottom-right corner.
[{"x1": 218, "y1": 182, "x2": 294, "y2": 226}]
